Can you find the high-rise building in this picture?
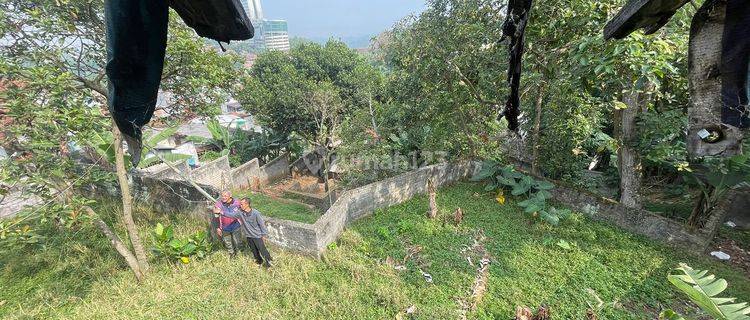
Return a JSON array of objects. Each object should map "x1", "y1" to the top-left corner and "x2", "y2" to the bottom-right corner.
[
  {"x1": 241, "y1": 0, "x2": 290, "y2": 52},
  {"x1": 241, "y1": 0, "x2": 264, "y2": 20}
]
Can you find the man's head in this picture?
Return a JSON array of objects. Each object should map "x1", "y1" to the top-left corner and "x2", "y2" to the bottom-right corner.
[
  {"x1": 220, "y1": 190, "x2": 232, "y2": 203},
  {"x1": 240, "y1": 197, "x2": 252, "y2": 211}
]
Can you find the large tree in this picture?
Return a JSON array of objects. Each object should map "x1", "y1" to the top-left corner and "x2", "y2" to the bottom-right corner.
[
  {"x1": 0, "y1": 0, "x2": 243, "y2": 278},
  {"x1": 238, "y1": 40, "x2": 377, "y2": 143}
]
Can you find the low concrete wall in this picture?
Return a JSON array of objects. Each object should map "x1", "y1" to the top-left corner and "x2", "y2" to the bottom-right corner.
[
  {"x1": 191, "y1": 156, "x2": 231, "y2": 189},
  {"x1": 265, "y1": 218, "x2": 320, "y2": 254},
  {"x1": 258, "y1": 153, "x2": 290, "y2": 185},
  {"x1": 255, "y1": 162, "x2": 479, "y2": 257},
  {"x1": 230, "y1": 158, "x2": 260, "y2": 190},
  {"x1": 143, "y1": 161, "x2": 191, "y2": 180},
  {"x1": 723, "y1": 187, "x2": 750, "y2": 230},
  {"x1": 543, "y1": 178, "x2": 717, "y2": 252},
  {"x1": 313, "y1": 162, "x2": 478, "y2": 253}
]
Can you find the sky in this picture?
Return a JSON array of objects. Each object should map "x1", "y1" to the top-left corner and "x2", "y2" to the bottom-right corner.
[{"x1": 261, "y1": 0, "x2": 426, "y2": 41}]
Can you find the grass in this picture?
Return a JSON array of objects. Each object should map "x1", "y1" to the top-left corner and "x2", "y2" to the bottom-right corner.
[
  {"x1": 2, "y1": 182, "x2": 749, "y2": 319},
  {"x1": 236, "y1": 190, "x2": 321, "y2": 224}
]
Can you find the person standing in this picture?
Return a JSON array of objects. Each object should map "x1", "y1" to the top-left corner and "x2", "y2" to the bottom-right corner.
[
  {"x1": 213, "y1": 191, "x2": 241, "y2": 256},
  {"x1": 223, "y1": 197, "x2": 273, "y2": 268}
]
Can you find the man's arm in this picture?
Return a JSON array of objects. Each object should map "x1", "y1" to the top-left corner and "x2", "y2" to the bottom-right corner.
[
  {"x1": 221, "y1": 207, "x2": 242, "y2": 218},
  {"x1": 256, "y1": 211, "x2": 268, "y2": 236}
]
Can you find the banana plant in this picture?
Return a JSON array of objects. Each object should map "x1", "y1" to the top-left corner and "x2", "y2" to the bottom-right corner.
[
  {"x1": 187, "y1": 118, "x2": 243, "y2": 157},
  {"x1": 87, "y1": 126, "x2": 190, "y2": 169},
  {"x1": 661, "y1": 263, "x2": 750, "y2": 320}
]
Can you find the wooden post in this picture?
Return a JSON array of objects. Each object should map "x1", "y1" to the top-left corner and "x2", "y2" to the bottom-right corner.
[{"x1": 427, "y1": 178, "x2": 437, "y2": 219}]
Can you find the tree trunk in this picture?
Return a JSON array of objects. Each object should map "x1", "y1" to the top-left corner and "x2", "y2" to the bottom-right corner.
[
  {"x1": 531, "y1": 87, "x2": 545, "y2": 176},
  {"x1": 615, "y1": 89, "x2": 648, "y2": 208},
  {"x1": 427, "y1": 178, "x2": 437, "y2": 219},
  {"x1": 368, "y1": 93, "x2": 380, "y2": 138},
  {"x1": 322, "y1": 147, "x2": 333, "y2": 207},
  {"x1": 687, "y1": 0, "x2": 741, "y2": 158},
  {"x1": 112, "y1": 123, "x2": 150, "y2": 273},
  {"x1": 84, "y1": 206, "x2": 144, "y2": 282},
  {"x1": 687, "y1": 188, "x2": 709, "y2": 227}
]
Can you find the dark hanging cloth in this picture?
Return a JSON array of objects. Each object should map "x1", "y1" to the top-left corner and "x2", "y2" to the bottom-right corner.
[
  {"x1": 500, "y1": 0, "x2": 533, "y2": 132},
  {"x1": 105, "y1": 0, "x2": 254, "y2": 165},
  {"x1": 169, "y1": 0, "x2": 254, "y2": 44},
  {"x1": 105, "y1": 0, "x2": 169, "y2": 165},
  {"x1": 720, "y1": 0, "x2": 750, "y2": 128}
]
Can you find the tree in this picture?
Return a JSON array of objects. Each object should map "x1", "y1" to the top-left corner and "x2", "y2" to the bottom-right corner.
[
  {"x1": 0, "y1": 0, "x2": 243, "y2": 279},
  {"x1": 238, "y1": 40, "x2": 378, "y2": 190},
  {"x1": 238, "y1": 40, "x2": 375, "y2": 140}
]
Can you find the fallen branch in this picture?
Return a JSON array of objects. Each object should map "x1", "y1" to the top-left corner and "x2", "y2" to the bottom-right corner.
[
  {"x1": 144, "y1": 145, "x2": 217, "y2": 203},
  {"x1": 83, "y1": 206, "x2": 144, "y2": 282}
]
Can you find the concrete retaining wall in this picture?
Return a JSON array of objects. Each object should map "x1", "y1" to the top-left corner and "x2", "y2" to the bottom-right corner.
[
  {"x1": 535, "y1": 176, "x2": 721, "y2": 252},
  {"x1": 143, "y1": 161, "x2": 191, "y2": 180},
  {"x1": 258, "y1": 153, "x2": 290, "y2": 185},
  {"x1": 258, "y1": 162, "x2": 479, "y2": 257},
  {"x1": 230, "y1": 158, "x2": 260, "y2": 190},
  {"x1": 191, "y1": 156, "x2": 231, "y2": 189}
]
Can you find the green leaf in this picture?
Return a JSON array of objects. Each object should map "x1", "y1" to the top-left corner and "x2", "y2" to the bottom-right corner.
[
  {"x1": 667, "y1": 263, "x2": 750, "y2": 320},
  {"x1": 659, "y1": 309, "x2": 685, "y2": 320},
  {"x1": 556, "y1": 240, "x2": 572, "y2": 251},
  {"x1": 471, "y1": 162, "x2": 498, "y2": 181},
  {"x1": 154, "y1": 223, "x2": 164, "y2": 237},
  {"x1": 540, "y1": 211, "x2": 560, "y2": 226},
  {"x1": 511, "y1": 184, "x2": 531, "y2": 196},
  {"x1": 496, "y1": 175, "x2": 517, "y2": 187},
  {"x1": 534, "y1": 180, "x2": 555, "y2": 190},
  {"x1": 534, "y1": 190, "x2": 552, "y2": 201}
]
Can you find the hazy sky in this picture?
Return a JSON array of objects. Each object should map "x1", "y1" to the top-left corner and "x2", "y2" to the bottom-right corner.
[{"x1": 261, "y1": 0, "x2": 426, "y2": 39}]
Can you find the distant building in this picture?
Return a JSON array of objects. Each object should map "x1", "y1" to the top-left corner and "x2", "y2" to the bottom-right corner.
[{"x1": 241, "y1": 0, "x2": 291, "y2": 52}]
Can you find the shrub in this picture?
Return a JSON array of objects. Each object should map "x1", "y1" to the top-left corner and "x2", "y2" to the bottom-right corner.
[
  {"x1": 151, "y1": 223, "x2": 211, "y2": 264},
  {"x1": 472, "y1": 161, "x2": 570, "y2": 226}
]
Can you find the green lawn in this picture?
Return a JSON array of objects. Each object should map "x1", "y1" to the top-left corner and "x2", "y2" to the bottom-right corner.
[
  {"x1": 2, "y1": 182, "x2": 748, "y2": 319},
  {"x1": 236, "y1": 190, "x2": 321, "y2": 224}
]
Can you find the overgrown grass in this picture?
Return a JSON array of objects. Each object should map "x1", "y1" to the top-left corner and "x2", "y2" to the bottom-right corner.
[
  {"x1": 236, "y1": 190, "x2": 321, "y2": 224},
  {"x1": 2, "y1": 183, "x2": 749, "y2": 319}
]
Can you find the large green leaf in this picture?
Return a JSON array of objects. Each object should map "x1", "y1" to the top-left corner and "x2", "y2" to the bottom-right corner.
[
  {"x1": 471, "y1": 161, "x2": 499, "y2": 181},
  {"x1": 540, "y1": 210, "x2": 560, "y2": 226},
  {"x1": 511, "y1": 184, "x2": 531, "y2": 196},
  {"x1": 145, "y1": 126, "x2": 179, "y2": 149},
  {"x1": 667, "y1": 264, "x2": 750, "y2": 320},
  {"x1": 534, "y1": 180, "x2": 555, "y2": 190}
]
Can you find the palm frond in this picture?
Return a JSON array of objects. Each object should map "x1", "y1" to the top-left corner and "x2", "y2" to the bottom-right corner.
[{"x1": 668, "y1": 263, "x2": 750, "y2": 320}]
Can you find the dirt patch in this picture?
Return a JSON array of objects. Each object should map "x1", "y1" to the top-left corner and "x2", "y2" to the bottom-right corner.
[
  {"x1": 265, "y1": 176, "x2": 337, "y2": 197},
  {"x1": 711, "y1": 237, "x2": 750, "y2": 277}
]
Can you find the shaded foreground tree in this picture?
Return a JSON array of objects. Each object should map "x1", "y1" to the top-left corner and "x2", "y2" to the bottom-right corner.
[{"x1": 0, "y1": 0, "x2": 243, "y2": 279}]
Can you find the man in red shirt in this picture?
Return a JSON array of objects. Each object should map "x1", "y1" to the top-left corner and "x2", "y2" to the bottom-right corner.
[{"x1": 213, "y1": 191, "x2": 241, "y2": 256}]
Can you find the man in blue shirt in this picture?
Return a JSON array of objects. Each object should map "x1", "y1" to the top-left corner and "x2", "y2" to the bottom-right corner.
[{"x1": 223, "y1": 197, "x2": 273, "y2": 268}]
